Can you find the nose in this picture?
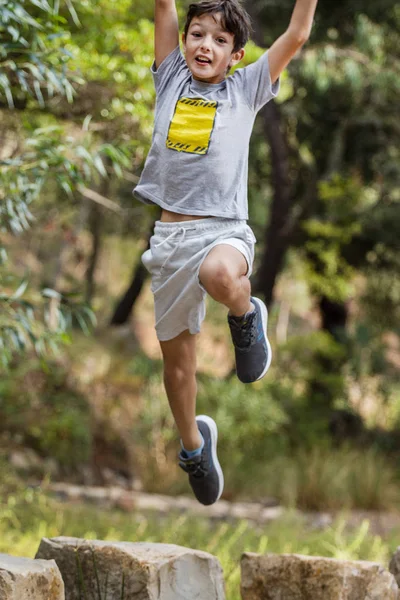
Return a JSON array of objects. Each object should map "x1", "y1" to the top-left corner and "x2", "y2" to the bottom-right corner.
[{"x1": 200, "y1": 35, "x2": 212, "y2": 52}]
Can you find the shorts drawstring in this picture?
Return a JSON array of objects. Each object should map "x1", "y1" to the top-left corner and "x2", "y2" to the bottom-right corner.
[
  {"x1": 155, "y1": 226, "x2": 187, "y2": 272},
  {"x1": 147, "y1": 219, "x2": 254, "y2": 340}
]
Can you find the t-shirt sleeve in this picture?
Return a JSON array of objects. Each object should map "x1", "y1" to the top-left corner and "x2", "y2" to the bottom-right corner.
[
  {"x1": 232, "y1": 50, "x2": 280, "y2": 113},
  {"x1": 150, "y1": 46, "x2": 188, "y2": 98}
]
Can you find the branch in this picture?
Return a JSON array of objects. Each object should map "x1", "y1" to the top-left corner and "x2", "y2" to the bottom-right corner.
[
  {"x1": 77, "y1": 184, "x2": 124, "y2": 215},
  {"x1": 121, "y1": 170, "x2": 139, "y2": 184}
]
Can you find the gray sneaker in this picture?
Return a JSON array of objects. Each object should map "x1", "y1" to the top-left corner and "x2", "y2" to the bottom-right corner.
[
  {"x1": 178, "y1": 415, "x2": 224, "y2": 506},
  {"x1": 228, "y1": 296, "x2": 272, "y2": 384}
]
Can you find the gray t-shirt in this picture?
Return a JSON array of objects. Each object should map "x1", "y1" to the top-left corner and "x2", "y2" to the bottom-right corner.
[{"x1": 133, "y1": 46, "x2": 279, "y2": 219}]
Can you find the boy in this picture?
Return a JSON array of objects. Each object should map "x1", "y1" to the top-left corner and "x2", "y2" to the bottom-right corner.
[{"x1": 134, "y1": 0, "x2": 318, "y2": 505}]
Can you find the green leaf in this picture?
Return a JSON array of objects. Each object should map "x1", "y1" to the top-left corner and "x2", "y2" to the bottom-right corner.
[
  {"x1": 93, "y1": 155, "x2": 107, "y2": 177},
  {"x1": 33, "y1": 80, "x2": 45, "y2": 107},
  {"x1": 42, "y1": 288, "x2": 61, "y2": 299},
  {"x1": 29, "y1": 0, "x2": 53, "y2": 13},
  {"x1": 11, "y1": 280, "x2": 28, "y2": 300},
  {"x1": 82, "y1": 114, "x2": 92, "y2": 131},
  {"x1": 65, "y1": 0, "x2": 80, "y2": 27},
  {"x1": 6, "y1": 25, "x2": 20, "y2": 41}
]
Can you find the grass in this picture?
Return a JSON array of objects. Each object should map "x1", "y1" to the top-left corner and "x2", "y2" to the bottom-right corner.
[
  {"x1": 1, "y1": 478, "x2": 399, "y2": 600},
  {"x1": 263, "y1": 446, "x2": 400, "y2": 511}
]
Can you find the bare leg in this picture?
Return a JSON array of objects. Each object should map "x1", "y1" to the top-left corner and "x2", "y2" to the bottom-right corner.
[
  {"x1": 200, "y1": 243, "x2": 271, "y2": 385},
  {"x1": 159, "y1": 330, "x2": 202, "y2": 451},
  {"x1": 199, "y1": 244, "x2": 253, "y2": 316},
  {"x1": 160, "y1": 246, "x2": 252, "y2": 452}
]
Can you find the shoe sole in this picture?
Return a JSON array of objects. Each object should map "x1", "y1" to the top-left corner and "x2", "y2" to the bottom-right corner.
[
  {"x1": 251, "y1": 296, "x2": 272, "y2": 381},
  {"x1": 196, "y1": 415, "x2": 224, "y2": 502}
]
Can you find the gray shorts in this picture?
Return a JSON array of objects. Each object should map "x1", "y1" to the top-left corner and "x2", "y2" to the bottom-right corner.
[{"x1": 141, "y1": 217, "x2": 256, "y2": 341}]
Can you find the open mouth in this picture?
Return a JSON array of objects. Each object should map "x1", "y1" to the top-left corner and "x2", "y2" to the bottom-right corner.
[{"x1": 195, "y1": 56, "x2": 211, "y2": 65}]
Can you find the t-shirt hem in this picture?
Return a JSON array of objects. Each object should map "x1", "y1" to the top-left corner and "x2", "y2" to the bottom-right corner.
[{"x1": 133, "y1": 189, "x2": 248, "y2": 221}]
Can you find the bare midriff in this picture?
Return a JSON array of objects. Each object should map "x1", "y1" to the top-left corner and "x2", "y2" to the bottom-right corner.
[{"x1": 160, "y1": 209, "x2": 212, "y2": 222}]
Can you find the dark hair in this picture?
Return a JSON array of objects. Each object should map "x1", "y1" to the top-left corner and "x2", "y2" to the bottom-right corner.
[{"x1": 183, "y1": 0, "x2": 252, "y2": 53}]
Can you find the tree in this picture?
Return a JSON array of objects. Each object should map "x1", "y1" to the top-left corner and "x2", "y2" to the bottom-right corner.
[
  {"x1": 247, "y1": 1, "x2": 400, "y2": 413},
  {"x1": 0, "y1": 0, "x2": 128, "y2": 368}
]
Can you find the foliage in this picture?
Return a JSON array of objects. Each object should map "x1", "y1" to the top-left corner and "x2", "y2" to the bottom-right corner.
[
  {"x1": 0, "y1": 120, "x2": 130, "y2": 368},
  {"x1": 0, "y1": 358, "x2": 91, "y2": 468},
  {"x1": 0, "y1": 1, "x2": 131, "y2": 369},
  {"x1": 53, "y1": 0, "x2": 156, "y2": 171},
  {"x1": 245, "y1": 5, "x2": 400, "y2": 416},
  {"x1": 277, "y1": 330, "x2": 347, "y2": 415},
  {"x1": 0, "y1": 284, "x2": 83, "y2": 367},
  {"x1": 302, "y1": 176, "x2": 363, "y2": 302},
  {"x1": 247, "y1": 3, "x2": 400, "y2": 333},
  {"x1": 0, "y1": 0, "x2": 80, "y2": 109},
  {"x1": 267, "y1": 446, "x2": 400, "y2": 511},
  {"x1": 126, "y1": 350, "x2": 400, "y2": 509},
  {"x1": 288, "y1": 11, "x2": 400, "y2": 315},
  {"x1": 1, "y1": 123, "x2": 129, "y2": 228}
]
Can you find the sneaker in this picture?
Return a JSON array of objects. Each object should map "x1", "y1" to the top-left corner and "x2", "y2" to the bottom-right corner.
[
  {"x1": 228, "y1": 296, "x2": 272, "y2": 384},
  {"x1": 178, "y1": 415, "x2": 224, "y2": 506}
]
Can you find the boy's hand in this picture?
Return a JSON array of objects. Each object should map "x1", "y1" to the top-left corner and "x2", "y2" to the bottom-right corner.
[
  {"x1": 268, "y1": 0, "x2": 318, "y2": 83},
  {"x1": 155, "y1": 0, "x2": 179, "y2": 69}
]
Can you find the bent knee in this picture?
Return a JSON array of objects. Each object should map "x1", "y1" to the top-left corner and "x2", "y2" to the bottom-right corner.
[{"x1": 200, "y1": 260, "x2": 237, "y2": 299}]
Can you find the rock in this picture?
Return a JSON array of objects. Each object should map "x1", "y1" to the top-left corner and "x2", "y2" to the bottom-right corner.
[
  {"x1": 78, "y1": 464, "x2": 96, "y2": 486},
  {"x1": 36, "y1": 536, "x2": 225, "y2": 600},
  {"x1": 0, "y1": 553, "x2": 64, "y2": 599},
  {"x1": 9, "y1": 448, "x2": 43, "y2": 471},
  {"x1": 100, "y1": 466, "x2": 131, "y2": 489},
  {"x1": 240, "y1": 553, "x2": 399, "y2": 600},
  {"x1": 114, "y1": 491, "x2": 136, "y2": 512},
  {"x1": 131, "y1": 476, "x2": 144, "y2": 492},
  {"x1": 45, "y1": 483, "x2": 283, "y2": 524},
  {"x1": 43, "y1": 457, "x2": 60, "y2": 477}
]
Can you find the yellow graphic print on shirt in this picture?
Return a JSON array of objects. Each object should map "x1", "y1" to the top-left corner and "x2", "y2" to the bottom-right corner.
[{"x1": 166, "y1": 97, "x2": 218, "y2": 155}]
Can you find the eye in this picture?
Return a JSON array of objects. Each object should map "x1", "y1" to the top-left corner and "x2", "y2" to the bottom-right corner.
[
  {"x1": 217, "y1": 37, "x2": 227, "y2": 44},
  {"x1": 191, "y1": 32, "x2": 202, "y2": 37}
]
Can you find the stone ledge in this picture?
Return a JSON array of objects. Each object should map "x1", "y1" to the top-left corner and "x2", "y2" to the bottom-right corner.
[{"x1": 42, "y1": 481, "x2": 283, "y2": 522}]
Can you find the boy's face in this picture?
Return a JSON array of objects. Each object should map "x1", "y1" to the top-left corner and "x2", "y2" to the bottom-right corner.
[{"x1": 183, "y1": 13, "x2": 245, "y2": 84}]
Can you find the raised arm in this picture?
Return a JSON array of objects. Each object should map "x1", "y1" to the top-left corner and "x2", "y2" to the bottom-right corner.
[
  {"x1": 154, "y1": 0, "x2": 180, "y2": 69},
  {"x1": 268, "y1": 0, "x2": 318, "y2": 84}
]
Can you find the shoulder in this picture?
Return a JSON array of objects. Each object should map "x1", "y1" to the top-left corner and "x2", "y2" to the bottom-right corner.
[
  {"x1": 152, "y1": 46, "x2": 187, "y2": 77},
  {"x1": 231, "y1": 51, "x2": 271, "y2": 82},
  {"x1": 151, "y1": 46, "x2": 190, "y2": 97},
  {"x1": 229, "y1": 51, "x2": 280, "y2": 112}
]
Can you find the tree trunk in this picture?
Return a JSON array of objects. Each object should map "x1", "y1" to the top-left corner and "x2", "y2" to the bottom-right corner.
[
  {"x1": 307, "y1": 296, "x2": 349, "y2": 413},
  {"x1": 85, "y1": 155, "x2": 115, "y2": 306},
  {"x1": 110, "y1": 254, "x2": 149, "y2": 325},
  {"x1": 109, "y1": 231, "x2": 152, "y2": 326},
  {"x1": 244, "y1": 2, "x2": 301, "y2": 307},
  {"x1": 85, "y1": 202, "x2": 102, "y2": 306},
  {"x1": 319, "y1": 296, "x2": 348, "y2": 340},
  {"x1": 254, "y1": 100, "x2": 294, "y2": 307}
]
